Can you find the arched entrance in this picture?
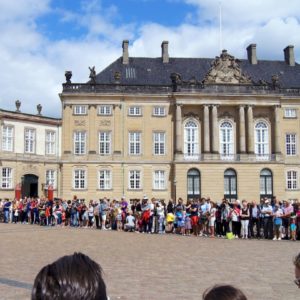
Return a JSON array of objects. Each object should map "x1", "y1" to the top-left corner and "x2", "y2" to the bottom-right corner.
[
  {"x1": 187, "y1": 168, "x2": 201, "y2": 199},
  {"x1": 22, "y1": 174, "x2": 39, "y2": 198}
]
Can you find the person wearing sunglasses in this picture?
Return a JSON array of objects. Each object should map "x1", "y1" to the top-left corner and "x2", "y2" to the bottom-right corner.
[{"x1": 294, "y1": 252, "x2": 300, "y2": 289}]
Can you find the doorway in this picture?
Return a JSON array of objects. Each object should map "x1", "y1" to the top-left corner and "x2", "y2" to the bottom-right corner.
[{"x1": 22, "y1": 174, "x2": 39, "y2": 198}]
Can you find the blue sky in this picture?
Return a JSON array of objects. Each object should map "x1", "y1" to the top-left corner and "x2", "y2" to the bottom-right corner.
[{"x1": 1, "y1": 0, "x2": 300, "y2": 117}]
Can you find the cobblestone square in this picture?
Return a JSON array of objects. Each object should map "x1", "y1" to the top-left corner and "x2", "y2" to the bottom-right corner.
[{"x1": 0, "y1": 223, "x2": 299, "y2": 300}]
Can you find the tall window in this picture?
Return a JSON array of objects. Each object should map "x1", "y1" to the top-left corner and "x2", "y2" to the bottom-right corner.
[
  {"x1": 184, "y1": 120, "x2": 199, "y2": 158},
  {"x1": 99, "y1": 170, "x2": 112, "y2": 190},
  {"x1": 286, "y1": 134, "x2": 296, "y2": 156},
  {"x1": 74, "y1": 131, "x2": 86, "y2": 155},
  {"x1": 129, "y1": 132, "x2": 141, "y2": 155},
  {"x1": 255, "y1": 121, "x2": 269, "y2": 159},
  {"x1": 129, "y1": 170, "x2": 141, "y2": 189},
  {"x1": 187, "y1": 169, "x2": 200, "y2": 199},
  {"x1": 224, "y1": 169, "x2": 237, "y2": 201},
  {"x1": 99, "y1": 132, "x2": 111, "y2": 155},
  {"x1": 2, "y1": 126, "x2": 13, "y2": 151},
  {"x1": 74, "y1": 105, "x2": 87, "y2": 115},
  {"x1": 220, "y1": 121, "x2": 234, "y2": 159},
  {"x1": 260, "y1": 169, "x2": 273, "y2": 199},
  {"x1": 46, "y1": 170, "x2": 56, "y2": 188},
  {"x1": 128, "y1": 106, "x2": 142, "y2": 116},
  {"x1": 286, "y1": 170, "x2": 297, "y2": 190},
  {"x1": 74, "y1": 169, "x2": 86, "y2": 189},
  {"x1": 45, "y1": 131, "x2": 56, "y2": 155},
  {"x1": 25, "y1": 128, "x2": 36, "y2": 153},
  {"x1": 1, "y1": 167, "x2": 12, "y2": 189},
  {"x1": 98, "y1": 105, "x2": 112, "y2": 115},
  {"x1": 153, "y1": 170, "x2": 165, "y2": 190},
  {"x1": 153, "y1": 132, "x2": 165, "y2": 155}
]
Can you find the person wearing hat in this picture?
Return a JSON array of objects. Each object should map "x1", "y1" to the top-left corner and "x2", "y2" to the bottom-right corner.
[{"x1": 261, "y1": 199, "x2": 273, "y2": 239}]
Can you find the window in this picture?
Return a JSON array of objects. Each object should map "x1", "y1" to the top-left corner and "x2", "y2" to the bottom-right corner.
[
  {"x1": 74, "y1": 169, "x2": 86, "y2": 189},
  {"x1": 98, "y1": 105, "x2": 112, "y2": 115},
  {"x1": 255, "y1": 122, "x2": 269, "y2": 159},
  {"x1": 153, "y1": 106, "x2": 166, "y2": 116},
  {"x1": 260, "y1": 169, "x2": 273, "y2": 199},
  {"x1": 1, "y1": 167, "x2": 12, "y2": 189},
  {"x1": 99, "y1": 170, "x2": 112, "y2": 190},
  {"x1": 187, "y1": 169, "x2": 201, "y2": 199},
  {"x1": 125, "y1": 68, "x2": 136, "y2": 79},
  {"x1": 224, "y1": 169, "x2": 237, "y2": 201},
  {"x1": 284, "y1": 108, "x2": 297, "y2": 118},
  {"x1": 286, "y1": 134, "x2": 296, "y2": 156},
  {"x1": 153, "y1": 170, "x2": 165, "y2": 190},
  {"x1": 74, "y1": 131, "x2": 86, "y2": 155},
  {"x1": 129, "y1": 132, "x2": 141, "y2": 155},
  {"x1": 25, "y1": 128, "x2": 36, "y2": 153},
  {"x1": 153, "y1": 132, "x2": 165, "y2": 155},
  {"x1": 129, "y1": 170, "x2": 141, "y2": 189},
  {"x1": 286, "y1": 171, "x2": 297, "y2": 190},
  {"x1": 220, "y1": 121, "x2": 234, "y2": 159},
  {"x1": 73, "y1": 105, "x2": 87, "y2": 115},
  {"x1": 46, "y1": 170, "x2": 56, "y2": 188},
  {"x1": 128, "y1": 106, "x2": 142, "y2": 116},
  {"x1": 99, "y1": 132, "x2": 111, "y2": 155},
  {"x1": 184, "y1": 120, "x2": 199, "y2": 158},
  {"x1": 45, "y1": 131, "x2": 56, "y2": 155},
  {"x1": 2, "y1": 125, "x2": 13, "y2": 151}
]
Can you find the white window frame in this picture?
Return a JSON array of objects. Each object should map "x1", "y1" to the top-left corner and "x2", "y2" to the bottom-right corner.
[
  {"x1": 128, "y1": 106, "x2": 142, "y2": 116},
  {"x1": 219, "y1": 121, "x2": 234, "y2": 160},
  {"x1": 2, "y1": 125, "x2": 13, "y2": 152},
  {"x1": 286, "y1": 133, "x2": 297, "y2": 156},
  {"x1": 98, "y1": 105, "x2": 112, "y2": 115},
  {"x1": 153, "y1": 106, "x2": 166, "y2": 117},
  {"x1": 74, "y1": 131, "x2": 86, "y2": 155},
  {"x1": 184, "y1": 120, "x2": 199, "y2": 159},
  {"x1": 73, "y1": 105, "x2": 87, "y2": 115},
  {"x1": 24, "y1": 128, "x2": 36, "y2": 154},
  {"x1": 129, "y1": 170, "x2": 141, "y2": 190},
  {"x1": 99, "y1": 170, "x2": 112, "y2": 190},
  {"x1": 286, "y1": 170, "x2": 298, "y2": 190},
  {"x1": 1, "y1": 167, "x2": 12, "y2": 189},
  {"x1": 99, "y1": 131, "x2": 111, "y2": 155},
  {"x1": 45, "y1": 131, "x2": 56, "y2": 155},
  {"x1": 153, "y1": 132, "x2": 166, "y2": 155},
  {"x1": 284, "y1": 108, "x2": 297, "y2": 118},
  {"x1": 129, "y1": 132, "x2": 141, "y2": 155},
  {"x1": 73, "y1": 169, "x2": 86, "y2": 189},
  {"x1": 153, "y1": 170, "x2": 166, "y2": 190},
  {"x1": 254, "y1": 121, "x2": 269, "y2": 160},
  {"x1": 46, "y1": 170, "x2": 56, "y2": 189}
]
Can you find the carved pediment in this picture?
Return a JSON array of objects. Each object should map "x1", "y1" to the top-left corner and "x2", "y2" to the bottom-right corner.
[
  {"x1": 203, "y1": 50, "x2": 252, "y2": 85},
  {"x1": 184, "y1": 112, "x2": 199, "y2": 120}
]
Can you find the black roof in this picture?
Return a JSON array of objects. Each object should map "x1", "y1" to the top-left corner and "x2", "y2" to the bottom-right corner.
[{"x1": 93, "y1": 56, "x2": 300, "y2": 88}]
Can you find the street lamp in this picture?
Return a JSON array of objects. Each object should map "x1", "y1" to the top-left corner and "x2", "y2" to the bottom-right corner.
[{"x1": 173, "y1": 178, "x2": 177, "y2": 205}]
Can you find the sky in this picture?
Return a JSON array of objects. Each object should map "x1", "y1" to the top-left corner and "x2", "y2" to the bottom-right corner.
[{"x1": 1, "y1": 0, "x2": 300, "y2": 118}]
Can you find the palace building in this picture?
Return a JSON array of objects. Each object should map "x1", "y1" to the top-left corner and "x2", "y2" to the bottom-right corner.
[{"x1": 1, "y1": 41, "x2": 300, "y2": 202}]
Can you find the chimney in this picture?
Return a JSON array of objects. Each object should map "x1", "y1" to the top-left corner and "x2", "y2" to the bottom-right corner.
[
  {"x1": 246, "y1": 44, "x2": 257, "y2": 65},
  {"x1": 284, "y1": 45, "x2": 295, "y2": 66},
  {"x1": 161, "y1": 41, "x2": 169, "y2": 63},
  {"x1": 122, "y1": 40, "x2": 129, "y2": 65}
]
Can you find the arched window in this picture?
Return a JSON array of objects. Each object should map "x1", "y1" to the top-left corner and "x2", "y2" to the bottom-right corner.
[
  {"x1": 260, "y1": 169, "x2": 273, "y2": 200},
  {"x1": 184, "y1": 120, "x2": 199, "y2": 159},
  {"x1": 187, "y1": 168, "x2": 201, "y2": 199},
  {"x1": 255, "y1": 121, "x2": 269, "y2": 159},
  {"x1": 219, "y1": 121, "x2": 234, "y2": 159},
  {"x1": 224, "y1": 169, "x2": 237, "y2": 201}
]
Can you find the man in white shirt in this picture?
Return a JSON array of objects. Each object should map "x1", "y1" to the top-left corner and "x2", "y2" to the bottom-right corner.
[{"x1": 125, "y1": 211, "x2": 136, "y2": 232}]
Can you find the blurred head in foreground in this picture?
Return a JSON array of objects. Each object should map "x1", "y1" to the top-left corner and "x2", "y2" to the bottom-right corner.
[{"x1": 203, "y1": 284, "x2": 247, "y2": 300}]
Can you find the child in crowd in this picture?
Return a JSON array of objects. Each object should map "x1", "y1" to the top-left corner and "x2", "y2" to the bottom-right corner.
[
  {"x1": 185, "y1": 213, "x2": 192, "y2": 236},
  {"x1": 291, "y1": 216, "x2": 297, "y2": 241}
]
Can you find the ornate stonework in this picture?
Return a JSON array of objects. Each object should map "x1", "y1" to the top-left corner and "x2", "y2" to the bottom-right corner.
[
  {"x1": 74, "y1": 120, "x2": 86, "y2": 126},
  {"x1": 203, "y1": 50, "x2": 252, "y2": 84},
  {"x1": 99, "y1": 120, "x2": 111, "y2": 126}
]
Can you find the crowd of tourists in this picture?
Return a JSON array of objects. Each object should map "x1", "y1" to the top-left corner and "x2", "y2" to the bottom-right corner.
[{"x1": 1, "y1": 195, "x2": 300, "y2": 241}]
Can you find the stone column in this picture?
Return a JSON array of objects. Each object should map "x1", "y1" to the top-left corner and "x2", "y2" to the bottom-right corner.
[
  {"x1": 175, "y1": 104, "x2": 182, "y2": 153},
  {"x1": 212, "y1": 105, "x2": 219, "y2": 153},
  {"x1": 203, "y1": 105, "x2": 210, "y2": 153},
  {"x1": 88, "y1": 105, "x2": 97, "y2": 154},
  {"x1": 114, "y1": 104, "x2": 122, "y2": 154},
  {"x1": 274, "y1": 105, "x2": 281, "y2": 153},
  {"x1": 239, "y1": 105, "x2": 246, "y2": 153},
  {"x1": 247, "y1": 105, "x2": 254, "y2": 153}
]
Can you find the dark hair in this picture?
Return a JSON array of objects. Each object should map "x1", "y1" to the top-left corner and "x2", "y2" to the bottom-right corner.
[
  {"x1": 203, "y1": 285, "x2": 247, "y2": 300},
  {"x1": 32, "y1": 252, "x2": 107, "y2": 300}
]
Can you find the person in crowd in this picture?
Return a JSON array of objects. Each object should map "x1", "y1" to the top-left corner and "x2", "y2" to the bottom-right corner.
[
  {"x1": 185, "y1": 210, "x2": 192, "y2": 236},
  {"x1": 100, "y1": 198, "x2": 109, "y2": 230},
  {"x1": 166, "y1": 209, "x2": 175, "y2": 233},
  {"x1": 296, "y1": 204, "x2": 300, "y2": 240},
  {"x1": 240, "y1": 200, "x2": 250, "y2": 239},
  {"x1": 221, "y1": 199, "x2": 231, "y2": 237},
  {"x1": 215, "y1": 202, "x2": 223, "y2": 237},
  {"x1": 290, "y1": 216, "x2": 297, "y2": 241},
  {"x1": 261, "y1": 199, "x2": 273, "y2": 239},
  {"x1": 249, "y1": 200, "x2": 260, "y2": 239},
  {"x1": 231, "y1": 201, "x2": 241, "y2": 239},
  {"x1": 209, "y1": 201, "x2": 216, "y2": 238},
  {"x1": 156, "y1": 201, "x2": 165, "y2": 234},
  {"x1": 124, "y1": 211, "x2": 135, "y2": 232},
  {"x1": 190, "y1": 199, "x2": 199, "y2": 236},
  {"x1": 282, "y1": 200, "x2": 294, "y2": 239},
  {"x1": 141, "y1": 196, "x2": 151, "y2": 233},
  {"x1": 31, "y1": 252, "x2": 108, "y2": 300},
  {"x1": 294, "y1": 252, "x2": 300, "y2": 289},
  {"x1": 273, "y1": 203, "x2": 283, "y2": 240},
  {"x1": 202, "y1": 284, "x2": 247, "y2": 300},
  {"x1": 3, "y1": 199, "x2": 11, "y2": 223}
]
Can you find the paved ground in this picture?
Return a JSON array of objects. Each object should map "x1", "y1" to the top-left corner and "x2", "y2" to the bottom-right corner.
[{"x1": 0, "y1": 224, "x2": 299, "y2": 300}]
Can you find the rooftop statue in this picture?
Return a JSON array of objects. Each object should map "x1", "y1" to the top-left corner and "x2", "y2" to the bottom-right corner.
[{"x1": 89, "y1": 66, "x2": 96, "y2": 84}]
